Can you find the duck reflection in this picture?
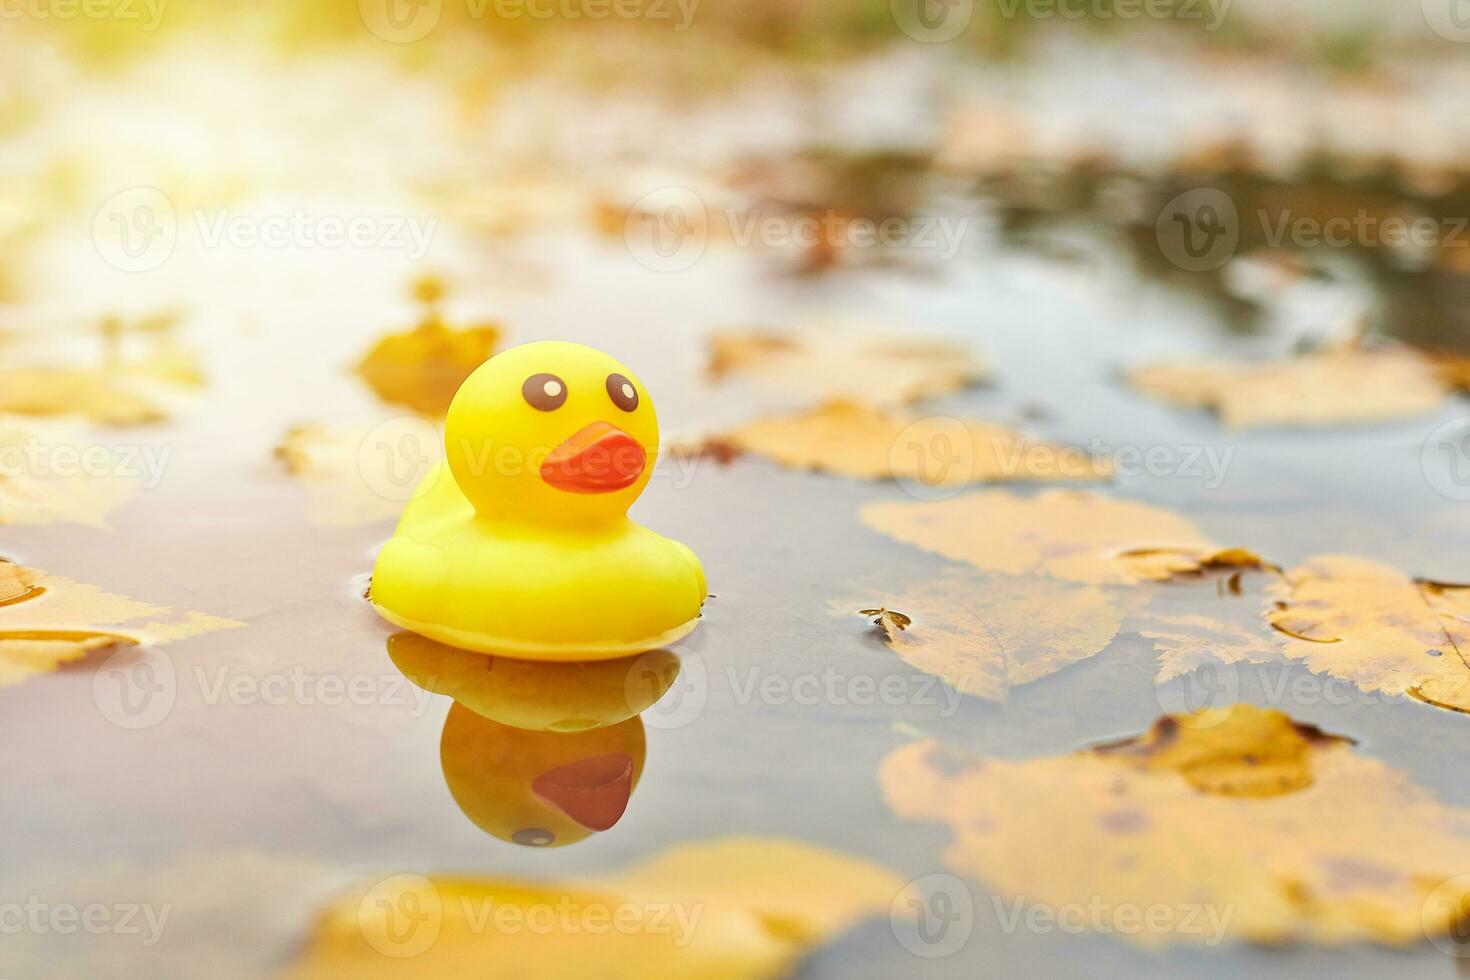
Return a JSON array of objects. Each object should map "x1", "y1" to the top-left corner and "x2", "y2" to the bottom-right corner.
[{"x1": 386, "y1": 633, "x2": 682, "y2": 847}]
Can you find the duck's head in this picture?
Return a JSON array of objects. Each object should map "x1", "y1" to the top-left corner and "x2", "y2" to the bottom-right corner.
[{"x1": 445, "y1": 341, "x2": 658, "y2": 525}]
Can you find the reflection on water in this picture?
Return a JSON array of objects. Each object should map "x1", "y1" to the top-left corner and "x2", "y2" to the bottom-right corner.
[{"x1": 386, "y1": 632, "x2": 682, "y2": 847}]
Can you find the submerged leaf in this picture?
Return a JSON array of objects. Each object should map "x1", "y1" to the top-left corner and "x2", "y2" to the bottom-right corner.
[
  {"x1": 1129, "y1": 346, "x2": 1449, "y2": 428},
  {"x1": 707, "y1": 324, "x2": 987, "y2": 407},
  {"x1": 1265, "y1": 555, "x2": 1470, "y2": 713},
  {"x1": 355, "y1": 314, "x2": 502, "y2": 417},
  {"x1": 881, "y1": 705, "x2": 1470, "y2": 947},
  {"x1": 862, "y1": 489, "x2": 1257, "y2": 585},
  {"x1": 285, "y1": 836, "x2": 908, "y2": 980},
  {"x1": 1140, "y1": 613, "x2": 1282, "y2": 684},
  {"x1": 706, "y1": 400, "x2": 1108, "y2": 485},
  {"x1": 839, "y1": 571, "x2": 1125, "y2": 702},
  {"x1": 0, "y1": 562, "x2": 242, "y2": 688}
]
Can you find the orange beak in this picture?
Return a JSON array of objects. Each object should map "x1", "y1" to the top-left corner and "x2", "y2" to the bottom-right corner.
[
  {"x1": 540, "y1": 422, "x2": 646, "y2": 494},
  {"x1": 531, "y1": 753, "x2": 635, "y2": 831}
]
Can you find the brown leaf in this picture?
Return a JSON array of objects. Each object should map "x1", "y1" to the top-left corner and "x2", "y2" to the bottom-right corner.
[
  {"x1": 1129, "y1": 346, "x2": 1450, "y2": 428},
  {"x1": 881, "y1": 705, "x2": 1470, "y2": 947},
  {"x1": 708, "y1": 400, "x2": 1109, "y2": 485},
  {"x1": 837, "y1": 571, "x2": 1126, "y2": 702},
  {"x1": 355, "y1": 314, "x2": 502, "y2": 417},
  {"x1": 862, "y1": 489, "x2": 1257, "y2": 585},
  {"x1": 1265, "y1": 555, "x2": 1470, "y2": 713}
]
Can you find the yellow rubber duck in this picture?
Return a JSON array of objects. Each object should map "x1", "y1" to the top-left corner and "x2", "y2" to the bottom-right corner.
[
  {"x1": 371, "y1": 341, "x2": 707, "y2": 661},
  {"x1": 441, "y1": 702, "x2": 646, "y2": 847}
]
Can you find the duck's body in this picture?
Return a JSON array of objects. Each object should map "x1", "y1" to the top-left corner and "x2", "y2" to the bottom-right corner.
[{"x1": 370, "y1": 341, "x2": 707, "y2": 661}]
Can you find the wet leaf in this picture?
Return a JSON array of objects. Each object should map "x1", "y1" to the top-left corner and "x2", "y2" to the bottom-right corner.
[
  {"x1": 704, "y1": 400, "x2": 1109, "y2": 485},
  {"x1": 862, "y1": 489, "x2": 1259, "y2": 585},
  {"x1": 1128, "y1": 346, "x2": 1450, "y2": 428},
  {"x1": 1139, "y1": 613, "x2": 1281, "y2": 684},
  {"x1": 355, "y1": 314, "x2": 503, "y2": 417},
  {"x1": 0, "y1": 345, "x2": 203, "y2": 426},
  {"x1": 285, "y1": 837, "x2": 908, "y2": 979},
  {"x1": 707, "y1": 324, "x2": 987, "y2": 408},
  {"x1": 838, "y1": 571, "x2": 1125, "y2": 702},
  {"x1": 881, "y1": 705, "x2": 1470, "y2": 947},
  {"x1": 0, "y1": 422, "x2": 139, "y2": 527},
  {"x1": 0, "y1": 562, "x2": 243, "y2": 688},
  {"x1": 1265, "y1": 555, "x2": 1470, "y2": 713}
]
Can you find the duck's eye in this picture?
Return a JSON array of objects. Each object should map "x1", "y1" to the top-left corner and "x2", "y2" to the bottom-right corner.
[
  {"x1": 512, "y1": 828, "x2": 556, "y2": 847},
  {"x1": 605, "y1": 373, "x2": 638, "y2": 412},
  {"x1": 523, "y1": 374, "x2": 567, "y2": 411}
]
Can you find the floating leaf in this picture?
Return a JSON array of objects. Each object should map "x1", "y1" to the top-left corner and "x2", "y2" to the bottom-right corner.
[
  {"x1": 863, "y1": 489, "x2": 1259, "y2": 585},
  {"x1": 1128, "y1": 346, "x2": 1450, "y2": 428},
  {"x1": 702, "y1": 400, "x2": 1108, "y2": 485},
  {"x1": 355, "y1": 314, "x2": 502, "y2": 417},
  {"x1": 0, "y1": 344, "x2": 203, "y2": 426},
  {"x1": 1140, "y1": 613, "x2": 1282, "y2": 684},
  {"x1": 0, "y1": 562, "x2": 243, "y2": 688},
  {"x1": 284, "y1": 837, "x2": 908, "y2": 980},
  {"x1": 1265, "y1": 555, "x2": 1470, "y2": 713},
  {"x1": 881, "y1": 705, "x2": 1470, "y2": 947},
  {"x1": 838, "y1": 571, "x2": 1125, "y2": 702},
  {"x1": 707, "y1": 324, "x2": 987, "y2": 408},
  {"x1": 0, "y1": 422, "x2": 139, "y2": 527}
]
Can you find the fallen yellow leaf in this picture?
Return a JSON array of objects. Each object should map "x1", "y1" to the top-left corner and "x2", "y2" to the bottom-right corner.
[
  {"x1": 355, "y1": 314, "x2": 502, "y2": 417},
  {"x1": 1265, "y1": 555, "x2": 1470, "y2": 713},
  {"x1": 706, "y1": 400, "x2": 1109, "y2": 485},
  {"x1": 0, "y1": 562, "x2": 243, "y2": 688},
  {"x1": 0, "y1": 422, "x2": 139, "y2": 527},
  {"x1": 707, "y1": 324, "x2": 987, "y2": 408},
  {"x1": 284, "y1": 837, "x2": 908, "y2": 980},
  {"x1": 1129, "y1": 346, "x2": 1450, "y2": 428},
  {"x1": 881, "y1": 704, "x2": 1470, "y2": 947},
  {"x1": 838, "y1": 571, "x2": 1125, "y2": 702},
  {"x1": 1140, "y1": 612, "x2": 1281, "y2": 684},
  {"x1": 862, "y1": 489, "x2": 1259, "y2": 584},
  {"x1": 0, "y1": 345, "x2": 204, "y2": 426}
]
